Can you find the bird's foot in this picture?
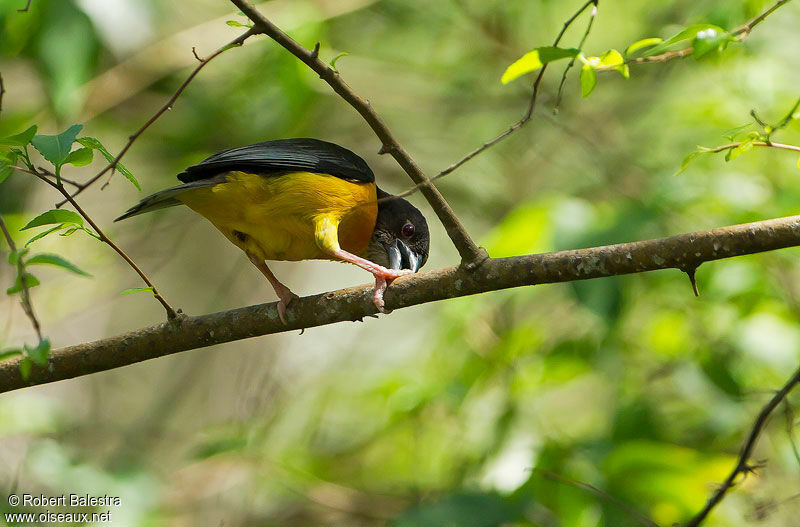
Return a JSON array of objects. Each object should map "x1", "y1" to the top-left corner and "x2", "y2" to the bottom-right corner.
[
  {"x1": 275, "y1": 286, "x2": 299, "y2": 325},
  {"x1": 373, "y1": 276, "x2": 389, "y2": 313}
]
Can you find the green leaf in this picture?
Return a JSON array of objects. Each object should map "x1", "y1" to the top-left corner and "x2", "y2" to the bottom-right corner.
[
  {"x1": 501, "y1": 46, "x2": 580, "y2": 84},
  {"x1": 121, "y1": 286, "x2": 155, "y2": 296},
  {"x1": 64, "y1": 147, "x2": 93, "y2": 167},
  {"x1": 0, "y1": 349, "x2": 22, "y2": 362},
  {"x1": 0, "y1": 150, "x2": 19, "y2": 185},
  {"x1": 7, "y1": 273, "x2": 40, "y2": 295},
  {"x1": 8, "y1": 248, "x2": 30, "y2": 266},
  {"x1": 643, "y1": 24, "x2": 727, "y2": 57},
  {"x1": 0, "y1": 125, "x2": 37, "y2": 147},
  {"x1": 21, "y1": 209, "x2": 83, "y2": 231},
  {"x1": 692, "y1": 28, "x2": 734, "y2": 59},
  {"x1": 329, "y1": 52, "x2": 350, "y2": 73},
  {"x1": 59, "y1": 226, "x2": 80, "y2": 237},
  {"x1": 722, "y1": 122, "x2": 753, "y2": 141},
  {"x1": 25, "y1": 253, "x2": 91, "y2": 276},
  {"x1": 0, "y1": 164, "x2": 12, "y2": 185},
  {"x1": 625, "y1": 37, "x2": 663, "y2": 56},
  {"x1": 225, "y1": 20, "x2": 252, "y2": 28},
  {"x1": 726, "y1": 138, "x2": 754, "y2": 161},
  {"x1": 597, "y1": 49, "x2": 629, "y2": 78},
  {"x1": 580, "y1": 64, "x2": 597, "y2": 97},
  {"x1": 24, "y1": 338, "x2": 50, "y2": 366},
  {"x1": 25, "y1": 225, "x2": 64, "y2": 247},
  {"x1": 18, "y1": 357, "x2": 32, "y2": 380},
  {"x1": 31, "y1": 124, "x2": 83, "y2": 169},
  {"x1": 77, "y1": 136, "x2": 140, "y2": 191}
]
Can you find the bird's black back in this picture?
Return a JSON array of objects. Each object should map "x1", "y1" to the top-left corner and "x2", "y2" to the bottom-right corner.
[{"x1": 177, "y1": 138, "x2": 375, "y2": 184}]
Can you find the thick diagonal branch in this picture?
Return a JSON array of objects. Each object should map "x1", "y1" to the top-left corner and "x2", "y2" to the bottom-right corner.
[
  {"x1": 3, "y1": 214, "x2": 800, "y2": 394},
  {"x1": 228, "y1": 0, "x2": 485, "y2": 266}
]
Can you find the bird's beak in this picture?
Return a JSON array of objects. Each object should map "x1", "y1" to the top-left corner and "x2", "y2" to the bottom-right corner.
[{"x1": 388, "y1": 240, "x2": 420, "y2": 272}]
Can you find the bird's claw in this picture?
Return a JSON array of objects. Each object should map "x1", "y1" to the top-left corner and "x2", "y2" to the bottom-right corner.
[
  {"x1": 277, "y1": 291, "x2": 299, "y2": 325},
  {"x1": 373, "y1": 276, "x2": 392, "y2": 314}
]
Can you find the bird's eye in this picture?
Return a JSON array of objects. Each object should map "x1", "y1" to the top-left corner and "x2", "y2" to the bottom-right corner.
[{"x1": 401, "y1": 223, "x2": 415, "y2": 237}]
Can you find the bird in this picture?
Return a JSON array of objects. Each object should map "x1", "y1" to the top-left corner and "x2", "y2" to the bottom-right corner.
[{"x1": 115, "y1": 138, "x2": 430, "y2": 323}]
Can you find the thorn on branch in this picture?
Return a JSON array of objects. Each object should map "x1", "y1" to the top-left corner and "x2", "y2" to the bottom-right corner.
[
  {"x1": 310, "y1": 42, "x2": 320, "y2": 60},
  {"x1": 740, "y1": 460, "x2": 767, "y2": 477},
  {"x1": 682, "y1": 265, "x2": 700, "y2": 296},
  {"x1": 378, "y1": 144, "x2": 394, "y2": 155}
]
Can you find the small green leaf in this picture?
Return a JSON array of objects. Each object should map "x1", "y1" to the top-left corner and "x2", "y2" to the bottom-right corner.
[
  {"x1": 64, "y1": 147, "x2": 93, "y2": 167},
  {"x1": 726, "y1": 138, "x2": 754, "y2": 161},
  {"x1": 31, "y1": 124, "x2": 83, "y2": 168},
  {"x1": 8, "y1": 248, "x2": 30, "y2": 266},
  {"x1": 675, "y1": 152, "x2": 699, "y2": 176},
  {"x1": 0, "y1": 349, "x2": 22, "y2": 362},
  {"x1": 644, "y1": 24, "x2": 727, "y2": 57},
  {"x1": 60, "y1": 226, "x2": 80, "y2": 237},
  {"x1": 596, "y1": 49, "x2": 629, "y2": 78},
  {"x1": 226, "y1": 20, "x2": 252, "y2": 28},
  {"x1": 24, "y1": 338, "x2": 50, "y2": 366},
  {"x1": 18, "y1": 357, "x2": 32, "y2": 380},
  {"x1": 0, "y1": 150, "x2": 19, "y2": 184},
  {"x1": 0, "y1": 163, "x2": 13, "y2": 185},
  {"x1": 692, "y1": 28, "x2": 734, "y2": 58},
  {"x1": 501, "y1": 46, "x2": 580, "y2": 84},
  {"x1": 580, "y1": 65, "x2": 597, "y2": 97},
  {"x1": 77, "y1": 137, "x2": 140, "y2": 191},
  {"x1": 7, "y1": 273, "x2": 40, "y2": 295},
  {"x1": 21, "y1": 209, "x2": 83, "y2": 231},
  {"x1": 25, "y1": 225, "x2": 64, "y2": 247},
  {"x1": 25, "y1": 253, "x2": 91, "y2": 276},
  {"x1": 0, "y1": 125, "x2": 38, "y2": 147},
  {"x1": 723, "y1": 122, "x2": 753, "y2": 141},
  {"x1": 329, "y1": 52, "x2": 350, "y2": 73},
  {"x1": 625, "y1": 37, "x2": 663, "y2": 56},
  {"x1": 121, "y1": 286, "x2": 155, "y2": 296}
]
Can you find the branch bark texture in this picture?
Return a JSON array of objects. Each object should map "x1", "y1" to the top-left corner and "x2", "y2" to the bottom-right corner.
[{"x1": 3, "y1": 214, "x2": 800, "y2": 395}]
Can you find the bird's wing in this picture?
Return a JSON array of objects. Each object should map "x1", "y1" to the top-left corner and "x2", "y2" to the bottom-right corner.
[{"x1": 177, "y1": 138, "x2": 375, "y2": 184}]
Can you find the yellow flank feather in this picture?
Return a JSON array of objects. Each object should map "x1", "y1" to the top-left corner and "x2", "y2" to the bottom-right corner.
[{"x1": 176, "y1": 171, "x2": 378, "y2": 262}]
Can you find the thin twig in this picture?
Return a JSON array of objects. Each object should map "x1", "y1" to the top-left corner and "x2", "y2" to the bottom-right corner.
[
  {"x1": 385, "y1": 0, "x2": 598, "y2": 203},
  {"x1": 684, "y1": 365, "x2": 800, "y2": 527},
  {"x1": 734, "y1": 0, "x2": 793, "y2": 38},
  {"x1": 782, "y1": 400, "x2": 800, "y2": 468},
  {"x1": 0, "y1": 72, "x2": 5, "y2": 117},
  {"x1": 751, "y1": 95, "x2": 800, "y2": 142},
  {"x1": 17, "y1": 166, "x2": 178, "y2": 319},
  {"x1": 630, "y1": 0, "x2": 793, "y2": 64},
  {"x1": 57, "y1": 29, "x2": 255, "y2": 207},
  {"x1": 554, "y1": 1, "x2": 599, "y2": 113},
  {"x1": 534, "y1": 469, "x2": 660, "y2": 527},
  {"x1": 37, "y1": 166, "x2": 83, "y2": 189},
  {"x1": 0, "y1": 216, "x2": 43, "y2": 342},
  {"x1": 17, "y1": 0, "x2": 31, "y2": 13},
  {"x1": 707, "y1": 141, "x2": 800, "y2": 154},
  {"x1": 228, "y1": 0, "x2": 486, "y2": 266}
]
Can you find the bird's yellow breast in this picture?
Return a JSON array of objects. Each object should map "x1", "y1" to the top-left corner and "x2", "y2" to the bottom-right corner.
[{"x1": 177, "y1": 171, "x2": 378, "y2": 262}]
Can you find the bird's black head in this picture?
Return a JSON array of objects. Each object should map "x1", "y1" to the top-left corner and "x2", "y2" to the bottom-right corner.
[{"x1": 365, "y1": 189, "x2": 430, "y2": 273}]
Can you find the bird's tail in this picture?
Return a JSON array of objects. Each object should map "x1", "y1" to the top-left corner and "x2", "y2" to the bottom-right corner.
[{"x1": 114, "y1": 177, "x2": 224, "y2": 221}]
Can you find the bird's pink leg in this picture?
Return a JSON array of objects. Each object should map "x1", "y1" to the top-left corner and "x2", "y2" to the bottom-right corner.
[
  {"x1": 332, "y1": 249, "x2": 411, "y2": 313},
  {"x1": 247, "y1": 252, "x2": 298, "y2": 324}
]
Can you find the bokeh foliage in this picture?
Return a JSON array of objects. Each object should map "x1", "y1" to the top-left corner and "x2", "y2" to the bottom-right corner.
[{"x1": 2, "y1": 0, "x2": 800, "y2": 525}]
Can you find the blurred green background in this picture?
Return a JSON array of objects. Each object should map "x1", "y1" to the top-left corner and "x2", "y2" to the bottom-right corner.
[{"x1": 2, "y1": 0, "x2": 800, "y2": 525}]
